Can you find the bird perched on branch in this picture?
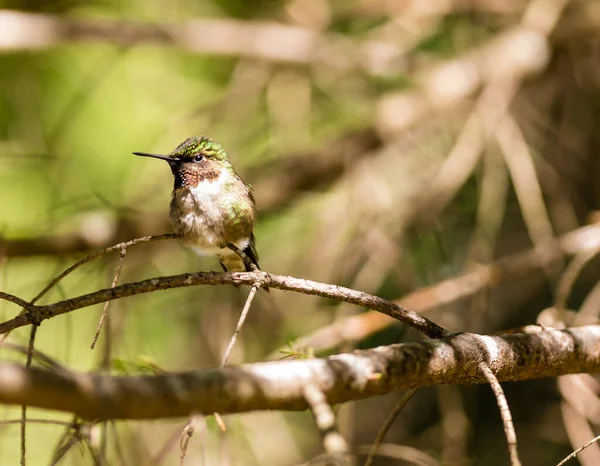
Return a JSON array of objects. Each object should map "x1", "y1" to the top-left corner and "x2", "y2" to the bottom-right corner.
[{"x1": 134, "y1": 136, "x2": 260, "y2": 273}]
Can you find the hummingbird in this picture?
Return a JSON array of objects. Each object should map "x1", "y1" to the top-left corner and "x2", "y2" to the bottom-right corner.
[{"x1": 133, "y1": 136, "x2": 260, "y2": 273}]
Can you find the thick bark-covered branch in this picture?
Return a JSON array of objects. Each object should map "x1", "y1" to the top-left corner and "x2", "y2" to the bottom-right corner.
[{"x1": 0, "y1": 326, "x2": 598, "y2": 420}]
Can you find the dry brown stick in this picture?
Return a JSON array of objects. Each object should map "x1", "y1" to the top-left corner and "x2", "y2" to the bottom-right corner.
[
  {"x1": 91, "y1": 247, "x2": 128, "y2": 463},
  {"x1": 451, "y1": 116, "x2": 532, "y2": 465},
  {"x1": 557, "y1": 434, "x2": 600, "y2": 466},
  {"x1": 221, "y1": 285, "x2": 259, "y2": 367},
  {"x1": 577, "y1": 281, "x2": 600, "y2": 324},
  {"x1": 413, "y1": 80, "x2": 517, "y2": 220},
  {"x1": 496, "y1": 113, "x2": 561, "y2": 279},
  {"x1": 0, "y1": 418, "x2": 77, "y2": 428},
  {"x1": 560, "y1": 400, "x2": 600, "y2": 465},
  {"x1": 179, "y1": 416, "x2": 205, "y2": 466},
  {"x1": 180, "y1": 285, "x2": 259, "y2": 463},
  {"x1": 0, "y1": 326, "x2": 598, "y2": 420},
  {"x1": 0, "y1": 342, "x2": 67, "y2": 374},
  {"x1": 181, "y1": 247, "x2": 263, "y2": 460},
  {"x1": 377, "y1": 2, "x2": 556, "y2": 138},
  {"x1": 479, "y1": 362, "x2": 521, "y2": 466},
  {"x1": 0, "y1": 292, "x2": 33, "y2": 310},
  {"x1": 0, "y1": 270, "x2": 450, "y2": 339},
  {"x1": 380, "y1": 0, "x2": 571, "y2": 255},
  {"x1": 554, "y1": 247, "x2": 600, "y2": 321},
  {"x1": 179, "y1": 421, "x2": 193, "y2": 465},
  {"x1": 20, "y1": 325, "x2": 37, "y2": 466},
  {"x1": 466, "y1": 150, "x2": 509, "y2": 263},
  {"x1": 0, "y1": 235, "x2": 175, "y2": 346},
  {"x1": 31, "y1": 234, "x2": 176, "y2": 306},
  {"x1": 90, "y1": 247, "x2": 127, "y2": 349},
  {"x1": 50, "y1": 421, "x2": 93, "y2": 466}
]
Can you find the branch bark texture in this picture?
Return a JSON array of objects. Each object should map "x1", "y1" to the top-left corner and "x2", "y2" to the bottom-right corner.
[
  {"x1": 0, "y1": 326, "x2": 598, "y2": 420},
  {"x1": 0, "y1": 271, "x2": 449, "y2": 339}
]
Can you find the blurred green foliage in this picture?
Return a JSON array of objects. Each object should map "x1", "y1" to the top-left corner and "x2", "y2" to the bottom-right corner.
[{"x1": 1, "y1": 0, "x2": 599, "y2": 464}]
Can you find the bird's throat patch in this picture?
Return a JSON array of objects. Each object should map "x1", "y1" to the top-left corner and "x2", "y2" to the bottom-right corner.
[{"x1": 173, "y1": 164, "x2": 222, "y2": 190}]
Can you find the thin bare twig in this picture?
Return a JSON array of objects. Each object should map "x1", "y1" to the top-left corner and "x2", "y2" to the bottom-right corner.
[
  {"x1": 364, "y1": 388, "x2": 417, "y2": 466},
  {"x1": 557, "y1": 434, "x2": 600, "y2": 466},
  {"x1": 88, "y1": 247, "x2": 128, "y2": 462},
  {"x1": 31, "y1": 234, "x2": 176, "y2": 306},
  {"x1": 0, "y1": 292, "x2": 34, "y2": 310},
  {"x1": 479, "y1": 362, "x2": 521, "y2": 466},
  {"x1": 179, "y1": 416, "x2": 204, "y2": 466},
  {"x1": 577, "y1": 281, "x2": 600, "y2": 323},
  {"x1": 0, "y1": 418, "x2": 78, "y2": 428},
  {"x1": 496, "y1": 113, "x2": 559, "y2": 278},
  {"x1": 0, "y1": 270, "x2": 450, "y2": 339},
  {"x1": 9, "y1": 235, "x2": 172, "y2": 462},
  {"x1": 415, "y1": 82, "x2": 511, "y2": 219},
  {"x1": 0, "y1": 234, "x2": 175, "y2": 342},
  {"x1": 560, "y1": 400, "x2": 600, "y2": 466},
  {"x1": 51, "y1": 433, "x2": 85, "y2": 466},
  {"x1": 466, "y1": 150, "x2": 509, "y2": 263},
  {"x1": 50, "y1": 421, "x2": 91, "y2": 466},
  {"x1": 20, "y1": 325, "x2": 38, "y2": 466},
  {"x1": 220, "y1": 285, "x2": 259, "y2": 367},
  {"x1": 182, "y1": 248, "x2": 262, "y2": 461},
  {"x1": 91, "y1": 247, "x2": 127, "y2": 349},
  {"x1": 0, "y1": 342, "x2": 68, "y2": 374},
  {"x1": 216, "y1": 281, "x2": 259, "y2": 435},
  {"x1": 557, "y1": 375, "x2": 600, "y2": 425},
  {"x1": 0, "y1": 233, "x2": 177, "y2": 460},
  {"x1": 180, "y1": 413, "x2": 212, "y2": 463},
  {"x1": 554, "y1": 247, "x2": 600, "y2": 322}
]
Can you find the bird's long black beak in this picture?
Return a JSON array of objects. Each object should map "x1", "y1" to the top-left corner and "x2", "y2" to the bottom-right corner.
[{"x1": 133, "y1": 152, "x2": 180, "y2": 162}]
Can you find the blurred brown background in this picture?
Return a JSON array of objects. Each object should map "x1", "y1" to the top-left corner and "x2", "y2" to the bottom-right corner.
[{"x1": 1, "y1": 0, "x2": 600, "y2": 464}]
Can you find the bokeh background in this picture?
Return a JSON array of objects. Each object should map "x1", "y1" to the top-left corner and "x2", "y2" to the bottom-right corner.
[{"x1": 1, "y1": 0, "x2": 600, "y2": 464}]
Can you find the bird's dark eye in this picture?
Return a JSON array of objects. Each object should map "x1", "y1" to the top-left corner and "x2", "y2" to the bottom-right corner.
[{"x1": 194, "y1": 154, "x2": 203, "y2": 162}]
